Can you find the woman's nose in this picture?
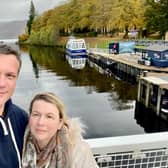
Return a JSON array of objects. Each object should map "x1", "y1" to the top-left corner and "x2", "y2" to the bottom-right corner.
[{"x1": 37, "y1": 116, "x2": 45, "y2": 125}]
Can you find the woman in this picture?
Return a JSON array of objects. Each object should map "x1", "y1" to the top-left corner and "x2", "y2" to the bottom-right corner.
[{"x1": 22, "y1": 92, "x2": 98, "y2": 168}]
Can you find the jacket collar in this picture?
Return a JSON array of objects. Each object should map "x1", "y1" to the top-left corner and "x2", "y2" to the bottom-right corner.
[{"x1": 4, "y1": 99, "x2": 13, "y2": 118}]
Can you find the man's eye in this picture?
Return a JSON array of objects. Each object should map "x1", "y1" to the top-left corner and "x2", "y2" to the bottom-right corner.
[{"x1": 7, "y1": 74, "x2": 16, "y2": 79}]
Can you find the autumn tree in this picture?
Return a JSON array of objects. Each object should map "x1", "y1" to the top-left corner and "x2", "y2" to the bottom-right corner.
[{"x1": 109, "y1": 0, "x2": 146, "y2": 38}]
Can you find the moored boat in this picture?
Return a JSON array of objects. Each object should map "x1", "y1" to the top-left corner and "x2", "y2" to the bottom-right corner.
[{"x1": 66, "y1": 38, "x2": 87, "y2": 56}]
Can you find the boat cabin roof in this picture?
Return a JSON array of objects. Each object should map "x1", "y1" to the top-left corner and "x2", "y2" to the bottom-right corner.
[
  {"x1": 66, "y1": 38, "x2": 86, "y2": 49},
  {"x1": 145, "y1": 45, "x2": 168, "y2": 52},
  {"x1": 68, "y1": 38, "x2": 85, "y2": 43},
  {"x1": 141, "y1": 75, "x2": 168, "y2": 89}
]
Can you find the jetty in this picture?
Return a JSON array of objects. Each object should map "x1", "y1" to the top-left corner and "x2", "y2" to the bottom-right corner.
[
  {"x1": 88, "y1": 48, "x2": 168, "y2": 83},
  {"x1": 137, "y1": 72, "x2": 168, "y2": 120}
]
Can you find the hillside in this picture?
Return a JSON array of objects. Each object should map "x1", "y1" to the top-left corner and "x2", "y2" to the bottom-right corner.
[{"x1": 0, "y1": 20, "x2": 26, "y2": 39}]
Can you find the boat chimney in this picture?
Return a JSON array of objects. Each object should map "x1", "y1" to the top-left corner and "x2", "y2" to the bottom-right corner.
[{"x1": 143, "y1": 71, "x2": 148, "y2": 77}]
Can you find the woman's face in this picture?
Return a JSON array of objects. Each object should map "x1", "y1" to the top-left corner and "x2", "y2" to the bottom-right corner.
[{"x1": 29, "y1": 100, "x2": 63, "y2": 148}]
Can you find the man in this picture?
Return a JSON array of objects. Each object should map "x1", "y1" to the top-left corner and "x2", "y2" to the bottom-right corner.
[{"x1": 0, "y1": 44, "x2": 28, "y2": 168}]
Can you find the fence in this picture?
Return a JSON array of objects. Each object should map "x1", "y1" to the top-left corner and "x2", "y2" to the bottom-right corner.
[
  {"x1": 88, "y1": 48, "x2": 109, "y2": 54},
  {"x1": 87, "y1": 132, "x2": 168, "y2": 168},
  {"x1": 133, "y1": 40, "x2": 168, "y2": 47}
]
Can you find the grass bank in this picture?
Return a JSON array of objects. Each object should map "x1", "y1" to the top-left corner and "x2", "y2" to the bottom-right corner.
[{"x1": 59, "y1": 36, "x2": 123, "y2": 49}]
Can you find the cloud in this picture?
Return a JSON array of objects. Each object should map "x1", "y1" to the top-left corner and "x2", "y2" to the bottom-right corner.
[
  {"x1": 0, "y1": 0, "x2": 29, "y2": 21},
  {"x1": 33, "y1": 0, "x2": 67, "y2": 14},
  {"x1": 0, "y1": 0, "x2": 67, "y2": 21}
]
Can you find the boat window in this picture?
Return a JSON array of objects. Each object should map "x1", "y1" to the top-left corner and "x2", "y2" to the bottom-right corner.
[
  {"x1": 71, "y1": 41, "x2": 86, "y2": 49},
  {"x1": 153, "y1": 53, "x2": 161, "y2": 59},
  {"x1": 72, "y1": 43, "x2": 75, "y2": 49},
  {"x1": 141, "y1": 83, "x2": 146, "y2": 100},
  {"x1": 75, "y1": 43, "x2": 78, "y2": 49},
  {"x1": 82, "y1": 43, "x2": 86, "y2": 48},
  {"x1": 162, "y1": 53, "x2": 168, "y2": 60},
  {"x1": 161, "y1": 90, "x2": 168, "y2": 110},
  {"x1": 150, "y1": 85, "x2": 158, "y2": 105}
]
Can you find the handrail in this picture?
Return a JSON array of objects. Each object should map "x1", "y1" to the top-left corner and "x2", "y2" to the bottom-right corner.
[{"x1": 87, "y1": 132, "x2": 168, "y2": 167}]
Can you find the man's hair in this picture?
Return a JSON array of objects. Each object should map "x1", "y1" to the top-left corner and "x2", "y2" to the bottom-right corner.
[{"x1": 0, "y1": 44, "x2": 22, "y2": 73}]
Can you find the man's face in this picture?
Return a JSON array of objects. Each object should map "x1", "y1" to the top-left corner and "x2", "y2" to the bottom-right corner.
[{"x1": 0, "y1": 54, "x2": 19, "y2": 110}]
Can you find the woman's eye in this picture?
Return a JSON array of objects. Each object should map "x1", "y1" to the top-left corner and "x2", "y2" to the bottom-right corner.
[{"x1": 47, "y1": 115, "x2": 54, "y2": 119}]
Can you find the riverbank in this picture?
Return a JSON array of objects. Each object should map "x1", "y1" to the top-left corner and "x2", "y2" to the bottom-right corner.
[{"x1": 19, "y1": 36, "x2": 124, "y2": 48}]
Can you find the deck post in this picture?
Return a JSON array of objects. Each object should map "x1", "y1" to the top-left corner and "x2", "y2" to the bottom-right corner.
[
  {"x1": 145, "y1": 83, "x2": 150, "y2": 107},
  {"x1": 137, "y1": 79, "x2": 141, "y2": 101},
  {"x1": 156, "y1": 88, "x2": 162, "y2": 116}
]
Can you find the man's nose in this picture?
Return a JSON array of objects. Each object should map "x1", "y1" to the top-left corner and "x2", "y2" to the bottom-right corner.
[{"x1": 0, "y1": 75, "x2": 6, "y2": 87}]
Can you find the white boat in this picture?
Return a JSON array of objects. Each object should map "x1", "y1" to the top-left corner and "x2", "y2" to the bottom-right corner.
[
  {"x1": 66, "y1": 54, "x2": 86, "y2": 69},
  {"x1": 66, "y1": 38, "x2": 87, "y2": 56}
]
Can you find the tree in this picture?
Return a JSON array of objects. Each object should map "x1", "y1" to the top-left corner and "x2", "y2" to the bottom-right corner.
[
  {"x1": 27, "y1": 0, "x2": 36, "y2": 35},
  {"x1": 145, "y1": 0, "x2": 168, "y2": 37},
  {"x1": 110, "y1": 0, "x2": 146, "y2": 38}
]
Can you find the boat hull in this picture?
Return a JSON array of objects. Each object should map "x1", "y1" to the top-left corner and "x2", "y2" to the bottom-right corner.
[
  {"x1": 66, "y1": 48, "x2": 87, "y2": 56},
  {"x1": 151, "y1": 58, "x2": 168, "y2": 67}
]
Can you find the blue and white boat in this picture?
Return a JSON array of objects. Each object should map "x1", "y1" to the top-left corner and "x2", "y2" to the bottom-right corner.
[{"x1": 66, "y1": 38, "x2": 87, "y2": 57}]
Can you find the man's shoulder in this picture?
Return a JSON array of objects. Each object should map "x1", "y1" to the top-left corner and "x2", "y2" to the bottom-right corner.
[
  {"x1": 5, "y1": 99, "x2": 28, "y2": 118},
  {"x1": 7, "y1": 103, "x2": 29, "y2": 128},
  {"x1": 11, "y1": 104, "x2": 28, "y2": 118}
]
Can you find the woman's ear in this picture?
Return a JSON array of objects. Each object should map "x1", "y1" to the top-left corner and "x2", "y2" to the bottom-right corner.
[{"x1": 58, "y1": 119, "x2": 63, "y2": 130}]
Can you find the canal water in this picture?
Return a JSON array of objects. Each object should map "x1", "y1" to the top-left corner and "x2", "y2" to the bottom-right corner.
[{"x1": 12, "y1": 44, "x2": 168, "y2": 139}]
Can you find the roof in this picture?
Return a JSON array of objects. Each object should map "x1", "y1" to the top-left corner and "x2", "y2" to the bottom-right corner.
[
  {"x1": 145, "y1": 45, "x2": 168, "y2": 52},
  {"x1": 68, "y1": 38, "x2": 85, "y2": 42},
  {"x1": 141, "y1": 75, "x2": 168, "y2": 89}
]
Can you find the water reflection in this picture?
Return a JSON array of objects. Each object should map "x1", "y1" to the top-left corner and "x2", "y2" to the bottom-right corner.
[
  {"x1": 29, "y1": 53, "x2": 39, "y2": 78},
  {"x1": 28, "y1": 46, "x2": 137, "y2": 104},
  {"x1": 135, "y1": 101, "x2": 168, "y2": 133},
  {"x1": 65, "y1": 54, "x2": 87, "y2": 70},
  {"x1": 16, "y1": 45, "x2": 143, "y2": 138}
]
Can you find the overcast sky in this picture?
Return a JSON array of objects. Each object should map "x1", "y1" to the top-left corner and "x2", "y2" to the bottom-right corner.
[{"x1": 0, "y1": 0, "x2": 67, "y2": 21}]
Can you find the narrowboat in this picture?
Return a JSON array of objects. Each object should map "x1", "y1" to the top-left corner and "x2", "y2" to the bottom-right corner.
[{"x1": 142, "y1": 45, "x2": 168, "y2": 67}]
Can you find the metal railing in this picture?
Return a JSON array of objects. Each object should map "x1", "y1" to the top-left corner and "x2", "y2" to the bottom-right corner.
[
  {"x1": 88, "y1": 48, "x2": 109, "y2": 54},
  {"x1": 133, "y1": 40, "x2": 168, "y2": 47},
  {"x1": 87, "y1": 132, "x2": 168, "y2": 167}
]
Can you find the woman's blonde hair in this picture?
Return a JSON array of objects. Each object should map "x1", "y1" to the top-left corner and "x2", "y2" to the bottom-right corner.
[{"x1": 29, "y1": 92, "x2": 69, "y2": 126}]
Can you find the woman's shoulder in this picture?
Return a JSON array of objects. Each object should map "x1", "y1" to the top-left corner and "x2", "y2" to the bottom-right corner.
[
  {"x1": 72, "y1": 139, "x2": 99, "y2": 168},
  {"x1": 68, "y1": 118, "x2": 99, "y2": 168}
]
